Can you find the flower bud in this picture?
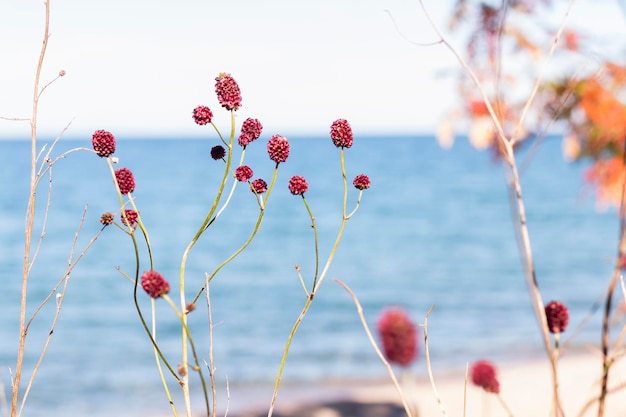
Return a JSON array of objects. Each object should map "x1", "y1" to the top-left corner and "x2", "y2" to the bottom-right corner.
[
  {"x1": 545, "y1": 301, "x2": 569, "y2": 334},
  {"x1": 92, "y1": 130, "x2": 116, "y2": 157},
  {"x1": 141, "y1": 270, "x2": 170, "y2": 299},
  {"x1": 115, "y1": 168, "x2": 135, "y2": 195},
  {"x1": 470, "y1": 360, "x2": 500, "y2": 394},
  {"x1": 215, "y1": 73, "x2": 242, "y2": 111},
  {"x1": 377, "y1": 308, "x2": 418, "y2": 367},
  {"x1": 288, "y1": 175, "x2": 308, "y2": 195},
  {"x1": 330, "y1": 119, "x2": 353, "y2": 148},
  {"x1": 192, "y1": 105, "x2": 213, "y2": 125}
]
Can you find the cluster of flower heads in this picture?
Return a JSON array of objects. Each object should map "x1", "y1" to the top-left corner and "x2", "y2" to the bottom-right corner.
[
  {"x1": 470, "y1": 360, "x2": 500, "y2": 394},
  {"x1": 91, "y1": 129, "x2": 169, "y2": 299},
  {"x1": 377, "y1": 307, "x2": 418, "y2": 367}
]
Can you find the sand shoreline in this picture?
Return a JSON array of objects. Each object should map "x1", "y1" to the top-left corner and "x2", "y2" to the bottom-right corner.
[{"x1": 227, "y1": 350, "x2": 626, "y2": 417}]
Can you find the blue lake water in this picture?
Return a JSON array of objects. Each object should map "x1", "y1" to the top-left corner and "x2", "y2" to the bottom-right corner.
[{"x1": 0, "y1": 134, "x2": 621, "y2": 416}]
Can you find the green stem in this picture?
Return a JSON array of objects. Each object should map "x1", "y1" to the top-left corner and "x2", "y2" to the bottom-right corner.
[
  {"x1": 191, "y1": 166, "x2": 280, "y2": 304},
  {"x1": 301, "y1": 195, "x2": 320, "y2": 293},
  {"x1": 178, "y1": 110, "x2": 235, "y2": 417}
]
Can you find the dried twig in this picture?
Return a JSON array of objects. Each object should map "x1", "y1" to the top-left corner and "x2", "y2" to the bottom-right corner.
[{"x1": 334, "y1": 279, "x2": 416, "y2": 417}]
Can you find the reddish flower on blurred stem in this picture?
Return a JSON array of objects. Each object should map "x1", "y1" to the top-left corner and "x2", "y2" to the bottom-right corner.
[
  {"x1": 192, "y1": 105, "x2": 213, "y2": 125},
  {"x1": 92, "y1": 129, "x2": 116, "y2": 157},
  {"x1": 353, "y1": 174, "x2": 371, "y2": 190},
  {"x1": 121, "y1": 209, "x2": 138, "y2": 226},
  {"x1": 545, "y1": 301, "x2": 569, "y2": 334},
  {"x1": 470, "y1": 360, "x2": 500, "y2": 394},
  {"x1": 250, "y1": 178, "x2": 267, "y2": 194},
  {"x1": 239, "y1": 118, "x2": 263, "y2": 147},
  {"x1": 141, "y1": 270, "x2": 170, "y2": 299},
  {"x1": 267, "y1": 135, "x2": 290, "y2": 164},
  {"x1": 377, "y1": 308, "x2": 418, "y2": 367},
  {"x1": 235, "y1": 165, "x2": 253, "y2": 182},
  {"x1": 215, "y1": 73, "x2": 242, "y2": 111},
  {"x1": 210, "y1": 145, "x2": 226, "y2": 160},
  {"x1": 288, "y1": 175, "x2": 308, "y2": 195},
  {"x1": 115, "y1": 168, "x2": 135, "y2": 194},
  {"x1": 330, "y1": 119, "x2": 353, "y2": 149}
]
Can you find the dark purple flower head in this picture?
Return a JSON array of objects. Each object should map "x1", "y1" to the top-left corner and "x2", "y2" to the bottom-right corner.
[
  {"x1": 100, "y1": 212, "x2": 114, "y2": 226},
  {"x1": 545, "y1": 301, "x2": 569, "y2": 334},
  {"x1": 288, "y1": 175, "x2": 308, "y2": 195},
  {"x1": 121, "y1": 209, "x2": 138, "y2": 226},
  {"x1": 141, "y1": 270, "x2": 170, "y2": 299},
  {"x1": 215, "y1": 73, "x2": 242, "y2": 111},
  {"x1": 192, "y1": 105, "x2": 213, "y2": 125},
  {"x1": 267, "y1": 134, "x2": 290, "y2": 164},
  {"x1": 210, "y1": 145, "x2": 226, "y2": 160},
  {"x1": 115, "y1": 168, "x2": 135, "y2": 195},
  {"x1": 330, "y1": 119, "x2": 354, "y2": 148},
  {"x1": 353, "y1": 174, "x2": 371, "y2": 190},
  {"x1": 250, "y1": 178, "x2": 268, "y2": 194},
  {"x1": 92, "y1": 130, "x2": 116, "y2": 157},
  {"x1": 238, "y1": 118, "x2": 263, "y2": 147},
  {"x1": 235, "y1": 165, "x2": 254, "y2": 182},
  {"x1": 470, "y1": 360, "x2": 500, "y2": 394},
  {"x1": 377, "y1": 308, "x2": 418, "y2": 367}
]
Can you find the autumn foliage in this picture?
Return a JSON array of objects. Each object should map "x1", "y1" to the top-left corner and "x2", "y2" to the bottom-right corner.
[{"x1": 444, "y1": 0, "x2": 626, "y2": 207}]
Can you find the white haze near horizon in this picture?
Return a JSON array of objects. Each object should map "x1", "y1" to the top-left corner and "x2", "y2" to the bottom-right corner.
[{"x1": 0, "y1": 0, "x2": 624, "y2": 141}]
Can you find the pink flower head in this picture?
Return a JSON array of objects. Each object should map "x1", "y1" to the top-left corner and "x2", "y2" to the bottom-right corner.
[
  {"x1": 141, "y1": 270, "x2": 170, "y2": 299},
  {"x1": 211, "y1": 145, "x2": 226, "y2": 160},
  {"x1": 250, "y1": 178, "x2": 268, "y2": 194},
  {"x1": 192, "y1": 105, "x2": 213, "y2": 125},
  {"x1": 215, "y1": 72, "x2": 242, "y2": 111},
  {"x1": 353, "y1": 174, "x2": 371, "y2": 190},
  {"x1": 470, "y1": 360, "x2": 500, "y2": 394},
  {"x1": 330, "y1": 119, "x2": 353, "y2": 149},
  {"x1": 115, "y1": 168, "x2": 135, "y2": 195},
  {"x1": 238, "y1": 118, "x2": 263, "y2": 147},
  {"x1": 235, "y1": 165, "x2": 253, "y2": 182},
  {"x1": 545, "y1": 301, "x2": 569, "y2": 334},
  {"x1": 377, "y1": 308, "x2": 418, "y2": 367},
  {"x1": 92, "y1": 129, "x2": 116, "y2": 157},
  {"x1": 288, "y1": 175, "x2": 308, "y2": 195},
  {"x1": 267, "y1": 134, "x2": 290, "y2": 164},
  {"x1": 121, "y1": 209, "x2": 138, "y2": 226}
]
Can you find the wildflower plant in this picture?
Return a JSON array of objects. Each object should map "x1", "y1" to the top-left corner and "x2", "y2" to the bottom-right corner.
[{"x1": 91, "y1": 70, "x2": 370, "y2": 417}]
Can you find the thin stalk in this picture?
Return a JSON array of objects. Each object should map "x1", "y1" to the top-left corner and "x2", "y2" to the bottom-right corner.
[
  {"x1": 178, "y1": 110, "x2": 236, "y2": 417},
  {"x1": 191, "y1": 166, "x2": 280, "y2": 305},
  {"x1": 301, "y1": 196, "x2": 319, "y2": 290},
  {"x1": 268, "y1": 149, "x2": 354, "y2": 416},
  {"x1": 334, "y1": 280, "x2": 415, "y2": 417},
  {"x1": 150, "y1": 299, "x2": 179, "y2": 417},
  {"x1": 12, "y1": 2, "x2": 50, "y2": 415}
]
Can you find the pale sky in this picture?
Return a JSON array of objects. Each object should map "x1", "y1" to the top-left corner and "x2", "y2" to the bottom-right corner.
[{"x1": 0, "y1": 1, "x2": 623, "y2": 140}]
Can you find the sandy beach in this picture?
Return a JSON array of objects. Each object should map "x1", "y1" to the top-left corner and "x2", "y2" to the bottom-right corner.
[{"x1": 231, "y1": 350, "x2": 626, "y2": 417}]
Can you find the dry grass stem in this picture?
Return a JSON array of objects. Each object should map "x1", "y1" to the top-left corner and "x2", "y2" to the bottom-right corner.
[{"x1": 334, "y1": 279, "x2": 416, "y2": 417}]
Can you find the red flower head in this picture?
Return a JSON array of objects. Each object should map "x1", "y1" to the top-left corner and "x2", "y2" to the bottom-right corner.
[
  {"x1": 267, "y1": 134, "x2": 290, "y2": 164},
  {"x1": 288, "y1": 175, "x2": 308, "y2": 195},
  {"x1": 92, "y1": 130, "x2": 116, "y2": 157},
  {"x1": 545, "y1": 301, "x2": 569, "y2": 334},
  {"x1": 239, "y1": 118, "x2": 263, "y2": 147},
  {"x1": 211, "y1": 145, "x2": 226, "y2": 160},
  {"x1": 377, "y1": 308, "x2": 418, "y2": 367},
  {"x1": 141, "y1": 270, "x2": 170, "y2": 299},
  {"x1": 121, "y1": 209, "x2": 138, "y2": 226},
  {"x1": 353, "y1": 174, "x2": 371, "y2": 190},
  {"x1": 470, "y1": 360, "x2": 500, "y2": 394},
  {"x1": 215, "y1": 72, "x2": 242, "y2": 111},
  {"x1": 330, "y1": 119, "x2": 353, "y2": 149},
  {"x1": 250, "y1": 178, "x2": 267, "y2": 194},
  {"x1": 192, "y1": 105, "x2": 213, "y2": 125},
  {"x1": 115, "y1": 168, "x2": 135, "y2": 195},
  {"x1": 235, "y1": 165, "x2": 253, "y2": 182}
]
